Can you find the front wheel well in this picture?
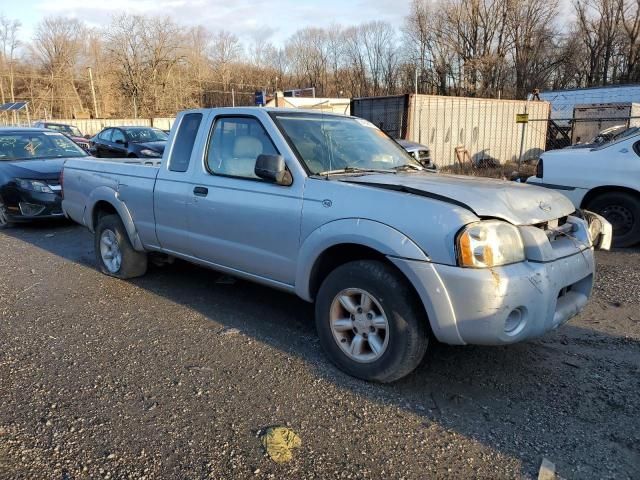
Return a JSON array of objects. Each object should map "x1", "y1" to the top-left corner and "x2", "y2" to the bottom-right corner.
[
  {"x1": 92, "y1": 201, "x2": 119, "y2": 230},
  {"x1": 581, "y1": 185, "x2": 640, "y2": 208},
  {"x1": 308, "y1": 244, "x2": 424, "y2": 309}
]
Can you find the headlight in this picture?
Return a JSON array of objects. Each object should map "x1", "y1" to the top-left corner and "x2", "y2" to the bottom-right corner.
[
  {"x1": 140, "y1": 149, "x2": 161, "y2": 157},
  {"x1": 457, "y1": 220, "x2": 525, "y2": 268},
  {"x1": 16, "y1": 179, "x2": 53, "y2": 193}
]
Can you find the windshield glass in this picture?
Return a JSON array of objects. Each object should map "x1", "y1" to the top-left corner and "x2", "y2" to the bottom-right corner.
[
  {"x1": 124, "y1": 128, "x2": 168, "y2": 143},
  {"x1": 46, "y1": 124, "x2": 82, "y2": 137},
  {"x1": 273, "y1": 113, "x2": 420, "y2": 174},
  {"x1": 592, "y1": 129, "x2": 640, "y2": 151},
  {"x1": 0, "y1": 131, "x2": 88, "y2": 161}
]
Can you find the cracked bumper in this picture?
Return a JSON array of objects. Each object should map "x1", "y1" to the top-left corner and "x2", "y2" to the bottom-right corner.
[{"x1": 390, "y1": 248, "x2": 595, "y2": 346}]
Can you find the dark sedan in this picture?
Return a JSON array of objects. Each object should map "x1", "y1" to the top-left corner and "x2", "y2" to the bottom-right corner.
[
  {"x1": 32, "y1": 121, "x2": 91, "y2": 151},
  {"x1": 90, "y1": 126, "x2": 168, "y2": 159},
  {"x1": 0, "y1": 127, "x2": 88, "y2": 228}
]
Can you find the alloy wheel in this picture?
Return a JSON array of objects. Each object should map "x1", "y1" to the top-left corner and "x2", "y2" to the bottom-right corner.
[
  {"x1": 99, "y1": 229, "x2": 122, "y2": 273},
  {"x1": 329, "y1": 288, "x2": 390, "y2": 363}
]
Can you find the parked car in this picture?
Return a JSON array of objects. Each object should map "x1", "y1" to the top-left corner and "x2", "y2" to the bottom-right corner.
[
  {"x1": 62, "y1": 108, "x2": 609, "y2": 382},
  {"x1": 566, "y1": 125, "x2": 640, "y2": 149},
  {"x1": 0, "y1": 127, "x2": 88, "y2": 227},
  {"x1": 396, "y1": 139, "x2": 435, "y2": 170},
  {"x1": 32, "y1": 121, "x2": 91, "y2": 151},
  {"x1": 528, "y1": 132, "x2": 639, "y2": 247},
  {"x1": 90, "y1": 126, "x2": 168, "y2": 158}
]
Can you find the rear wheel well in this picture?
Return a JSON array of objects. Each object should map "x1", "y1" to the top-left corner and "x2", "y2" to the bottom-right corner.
[
  {"x1": 92, "y1": 201, "x2": 118, "y2": 230},
  {"x1": 581, "y1": 186, "x2": 640, "y2": 208}
]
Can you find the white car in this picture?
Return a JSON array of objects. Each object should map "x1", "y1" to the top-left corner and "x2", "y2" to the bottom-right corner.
[{"x1": 528, "y1": 133, "x2": 640, "y2": 247}]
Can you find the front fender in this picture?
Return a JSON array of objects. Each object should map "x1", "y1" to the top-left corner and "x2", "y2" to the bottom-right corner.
[
  {"x1": 85, "y1": 186, "x2": 145, "y2": 251},
  {"x1": 295, "y1": 218, "x2": 429, "y2": 301}
]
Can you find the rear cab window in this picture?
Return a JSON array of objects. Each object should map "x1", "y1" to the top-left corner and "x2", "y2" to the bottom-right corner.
[{"x1": 168, "y1": 113, "x2": 202, "y2": 172}]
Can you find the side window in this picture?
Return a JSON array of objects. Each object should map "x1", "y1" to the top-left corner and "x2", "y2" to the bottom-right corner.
[
  {"x1": 206, "y1": 116, "x2": 278, "y2": 179},
  {"x1": 634, "y1": 141, "x2": 640, "y2": 157},
  {"x1": 99, "y1": 129, "x2": 112, "y2": 141},
  {"x1": 111, "y1": 129, "x2": 125, "y2": 143},
  {"x1": 169, "y1": 113, "x2": 202, "y2": 172}
]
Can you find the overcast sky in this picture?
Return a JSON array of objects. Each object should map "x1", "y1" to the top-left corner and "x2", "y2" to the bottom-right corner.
[{"x1": 5, "y1": 0, "x2": 411, "y2": 45}]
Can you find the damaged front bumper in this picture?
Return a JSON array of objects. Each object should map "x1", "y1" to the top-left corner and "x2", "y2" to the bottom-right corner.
[{"x1": 391, "y1": 214, "x2": 598, "y2": 346}]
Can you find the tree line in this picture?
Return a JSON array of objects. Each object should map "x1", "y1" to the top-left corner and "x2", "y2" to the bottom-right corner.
[{"x1": 1, "y1": 0, "x2": 639, "y2": 120}]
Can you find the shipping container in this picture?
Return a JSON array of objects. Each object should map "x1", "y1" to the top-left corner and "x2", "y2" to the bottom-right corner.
[
  {"x1": 352, "y1": 94, "x2": 550, "y2": 167},
  {"x1": 571, "y1": 103, "x2": 640, "y2": 144}
]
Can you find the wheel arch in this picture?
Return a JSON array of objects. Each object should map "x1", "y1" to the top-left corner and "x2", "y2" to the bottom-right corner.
[
  {"x1": 296, "y1": 219, "x2": 430, "y2": 302},
  {"x1": 581, "y1": 185, "x2": 640, "y2": 208},
  {"x1": 86, "y1": 187, "x2": 144, "y2": 251}
]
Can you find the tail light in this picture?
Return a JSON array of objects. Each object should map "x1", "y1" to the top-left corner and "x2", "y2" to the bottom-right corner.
[{"x1": 536, "y1": 158, "x2": 543, "y2": 178}]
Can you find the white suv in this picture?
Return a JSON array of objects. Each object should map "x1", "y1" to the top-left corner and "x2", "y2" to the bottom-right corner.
[{"x1": 528, "y1": 134, "x2": 640, "y2": 247}]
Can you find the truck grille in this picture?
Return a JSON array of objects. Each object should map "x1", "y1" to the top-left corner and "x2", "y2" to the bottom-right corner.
[{"x1": 533, "y1": 216, "x2": 574, "y2": 242}]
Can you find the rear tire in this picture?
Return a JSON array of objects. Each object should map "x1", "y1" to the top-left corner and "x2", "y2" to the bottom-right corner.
[
  {"x1": 586, "y1": 192, "x2": 640, "y2": 247},
  {"x1": 95, "y1": 214, "x2": 147, "y2": 278},
  {"x1": 315, "y1": 260, "x2": 429, "y2": 383}
]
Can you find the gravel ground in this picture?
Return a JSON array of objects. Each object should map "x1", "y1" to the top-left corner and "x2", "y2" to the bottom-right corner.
[{"x1": 0, "y1": 221, "x2": 638, "y2": 479}]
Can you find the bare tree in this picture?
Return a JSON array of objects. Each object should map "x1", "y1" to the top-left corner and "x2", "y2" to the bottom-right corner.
[
  {"x1": 0, "y1": 15, "x2": 21, "y2": 104},
  {"x1": 32, "y1": 17, "x2": 86, "y2": 117},
  {"x1": 508, "y1": 0, "x2": 561, "y2": 98},
  {"x1": 621, "y1": 0, "x2": 640, "y2": 81},
  {"x1": 575, "y1": 0, "x2": 624, "y2": 86}
]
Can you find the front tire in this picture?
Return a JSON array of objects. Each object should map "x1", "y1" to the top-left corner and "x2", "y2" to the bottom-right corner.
[
  {"x1": 0, "y1": 196, "x2": 12, "y2": 229},
  {"x1": 315, "y1": 260, "x2": 429, "y2": 383},
  {"x1": 587, "y1": 192, "x2": 640, "y2": 247},
  {"x1": 95, "y1": 214, "x2": 147, "y2": 279}
]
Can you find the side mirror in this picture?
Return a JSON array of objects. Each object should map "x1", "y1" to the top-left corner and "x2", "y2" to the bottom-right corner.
[
  {"x1": 255, "y1": 154, "x2": 291, "y2": 185},
  {"x1": 84, "y1": 134, "x2": 91, "y2": 139},
  {"x1": 115, "y1": 139, "x2": 125, "y2": 145}
]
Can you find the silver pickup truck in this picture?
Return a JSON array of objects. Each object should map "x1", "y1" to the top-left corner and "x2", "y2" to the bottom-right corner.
[{"x1": 62, "y1": 108, "x2": 608, "y2": 382}]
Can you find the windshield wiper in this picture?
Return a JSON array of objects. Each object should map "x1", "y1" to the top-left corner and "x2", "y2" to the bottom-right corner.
[
  {"x1": 316, "y1": 166, "x2": 396, "y2": 176},
  {"x1": 392, "y1": 164, "x2": 423, "y2": 172}
]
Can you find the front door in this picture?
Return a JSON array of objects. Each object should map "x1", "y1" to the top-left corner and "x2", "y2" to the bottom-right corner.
[
  {"x1": 108, "y1": 129, "x2": 128, "y2": 157},
  {"x1": 187, "y1": 115, "x2": 304, "y2": 286}
]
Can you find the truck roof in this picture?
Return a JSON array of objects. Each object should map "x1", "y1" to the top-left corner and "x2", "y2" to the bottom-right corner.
[{"x1": 180, "y1": 106, "x2": 355, "y2": 118}]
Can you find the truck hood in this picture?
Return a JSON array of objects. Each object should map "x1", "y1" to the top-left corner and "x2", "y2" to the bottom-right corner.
[{"x1": 342, "y1": 172, "x2": 575, "y2": 225}]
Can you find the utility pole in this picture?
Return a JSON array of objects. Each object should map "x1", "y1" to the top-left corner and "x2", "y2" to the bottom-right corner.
[
  {"x1": 231, "y1": 88, "x2": 235, "y2": 107},
  {"x1": 87, "y1": 67, "x2": 99, "y2": 119}
]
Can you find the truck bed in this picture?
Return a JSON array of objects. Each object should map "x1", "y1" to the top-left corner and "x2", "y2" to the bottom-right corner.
[{"x1": 62, "y1": 157, "x2": 159, "y2": 247}]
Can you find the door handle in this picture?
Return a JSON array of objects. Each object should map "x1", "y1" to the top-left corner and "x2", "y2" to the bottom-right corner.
[{"x1": 193, "y1": 186, "x2": 208, "y2": 197}]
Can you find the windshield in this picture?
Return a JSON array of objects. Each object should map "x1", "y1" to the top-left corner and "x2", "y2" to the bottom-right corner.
[
  {"x1": 273, "y1": 113, "x2": 421, "y2": 175},
  {"x1": 46, "y1": 124, "x2": 82, "y2": 137},
  {"x1": 0, "y1": 131, "x2": 88, "y2": 161},
  {"x1": 124, "y1": 128, "x2": 168, "y2": 143},
  {"x1": 592, "y1": 129, "x2": 640, "y2": 151}
]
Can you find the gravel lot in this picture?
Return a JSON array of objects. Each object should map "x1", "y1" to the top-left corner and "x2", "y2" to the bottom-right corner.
[{"x1": 1, "y1": 221, "x2": 638, "y2": 479}]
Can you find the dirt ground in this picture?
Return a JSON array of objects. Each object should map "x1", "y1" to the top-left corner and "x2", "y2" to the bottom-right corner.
[{"x1": 0, "y1": 221, "x2": 638, "y2": 479}]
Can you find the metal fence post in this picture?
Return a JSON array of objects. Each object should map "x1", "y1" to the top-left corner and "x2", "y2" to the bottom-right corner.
[{"x1": 518, "y1": 103, "x2": 528, "y2": 169}]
